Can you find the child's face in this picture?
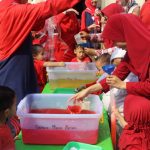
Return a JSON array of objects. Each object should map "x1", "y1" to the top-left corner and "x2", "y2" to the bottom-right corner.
[
  {"x1": 75, "y1": 47, "x2": 86, "y2": 60},
  {"x1": 95, "y1": 60, "x2": 105, "y2": 76},
  {"x1": 100, "y1": 16, "x2": 107, "y2": 31},
  {"x1": 10, "y1": 97, "x2": 17, "y2": 117},
  {"x1": 35, "y1": 49, "x2": 44, "y2": 61},
  {"x1": 4, "y1": 97, "x2": 16, "y2": 119},
  {"x1": 112, "y1": 58, "x2": 122, "y2": 66}
]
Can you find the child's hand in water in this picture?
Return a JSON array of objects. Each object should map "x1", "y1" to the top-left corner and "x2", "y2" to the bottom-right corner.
[{"x1": 70, "y1": 89, "x2": 89, "y2": 104}]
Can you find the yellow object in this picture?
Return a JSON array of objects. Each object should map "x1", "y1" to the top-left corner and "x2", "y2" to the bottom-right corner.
[
  {"x1": 49, "y1": 79, "x2": 95, "y2": 89},
  {"x1": 99, "y1": 113, "x2": 104, "y2": 124}
]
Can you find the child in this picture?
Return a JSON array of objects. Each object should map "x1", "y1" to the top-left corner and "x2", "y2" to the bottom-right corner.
[
  {"x1": 108, "y1": 48, "x2": 138, "y2": 116},
  {"x1": 75, "y1": 53, "x2": 110, "y2": 92},
  {"x1": 95, "y1": 53, "x2": 111, "y2": 76},
  {"x1": 103, "y1": 48, "x2": 138, "y2": 148},
  {"x1": 110, "y1": 47, "x2": 126, "y2": 66},
  {"x1": 71, "y1": 45, "x2": 91, "y2": 62},
  {"x1": 102, "y1": 48, "x2": 127, "y2": 114},
  {"x1": 32, "y1": 44, "x2": 65, "y2": 92},
  {"x1": 0, "y1": 86, "x2": 16, "y2": 150}
]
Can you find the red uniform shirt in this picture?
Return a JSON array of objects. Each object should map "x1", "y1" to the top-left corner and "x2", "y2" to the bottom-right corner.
[
  {"x1": 34, "y1": 59, "x2": 47, "y2": 92},
  {"x1": 0, "y1": 124, "x2": 15, "y2": 150}
]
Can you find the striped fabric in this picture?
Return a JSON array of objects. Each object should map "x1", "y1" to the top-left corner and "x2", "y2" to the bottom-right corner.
[{"x1": 7, "y1": 116, "x2": 21, "y2": 138}]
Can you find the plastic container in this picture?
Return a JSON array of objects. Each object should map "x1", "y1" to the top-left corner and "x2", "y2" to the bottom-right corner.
[
  {"x1": 17, "y1": 94, "x2": 103, "y2": 145},
  {"x1": 63, "y1": 141, "x2": 103, "y2": 150},
  {"x1": 46, "y1": 62, "x2": 97, "y2": 90}
]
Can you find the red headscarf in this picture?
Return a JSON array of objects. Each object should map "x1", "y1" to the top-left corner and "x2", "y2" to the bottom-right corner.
[
  {"x1": 101, "y1": 3, "x2": 124, "y2": 18},
  {"x1": 85, "y1": 0, "x2": 96, "y2": 15},
  {"x1": 101, "y1": 3, "x2": 124, "y2": 48},
  {"x1": 102, "y1": 14, "x2": 150, "y2": 81},
  {"x1": 55, "y1": 12, "x2": 80, "y2": 51},
  {"x1": 0, "y1": 0, "x2": 80, "y2": 61},
  {"x1": 140, "y1": 0, "x2": 150, "y2": 31}
]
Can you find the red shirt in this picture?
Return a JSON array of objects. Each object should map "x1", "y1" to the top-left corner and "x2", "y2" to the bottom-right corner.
[
  {"x1": 71, "y1": 57, "x2": 91, "y2": 62},
  {"x1": 34, "y1": 59, "x2": 47, "y2": 92},
  {"x1": 0, "y1": 124, "x2": 15, "y2": 150}
]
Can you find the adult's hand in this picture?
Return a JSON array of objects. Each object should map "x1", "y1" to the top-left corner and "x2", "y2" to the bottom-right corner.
[
  {"x1": 87, "y1": 23, "x2": 100, "y2": 32},
  {"x1": 84, "y1": 48, "x2": 97, "y2": 56},
  {"x1": 106, "y1": 75, "x2": 126, "y2": 89},
  {"x1": 80, "y1": 31, "x2": 90, "y2": 40}
]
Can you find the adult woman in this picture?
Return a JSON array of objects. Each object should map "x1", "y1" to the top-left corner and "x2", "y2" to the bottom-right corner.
[
  {"x1": 101, "y1": 3, "x2": 125, "y2": 19},
  {"x1": 71, "y1": 14, "x2": 150, "y2": 149},
  {"x1": 0, "y1": 0, "x2": 80, "y2": 104},
  {"x1": 81, "y1": 0, "x2": 101, "y2": 31}
]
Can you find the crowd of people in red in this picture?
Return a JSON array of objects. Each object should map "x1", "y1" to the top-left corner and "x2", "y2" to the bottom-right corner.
[{"x1": 0, "y1": 0, "x2": 150, "y2": 149}]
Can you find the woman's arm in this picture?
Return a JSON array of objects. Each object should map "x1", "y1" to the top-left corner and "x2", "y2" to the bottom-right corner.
[
  {"x1": 126, "y1": 79, "x2": 150, "y2": 97},
  {"x1": 13, "y1": 0, "x2": 81, "y2": 25},
  {"x1": 106, "y1": 65, "x2": 150, "y2": 97}
]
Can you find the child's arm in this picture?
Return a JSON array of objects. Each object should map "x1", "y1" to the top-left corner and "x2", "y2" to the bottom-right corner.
[
  {"x1": 43, "y1": 62, "x2": 65, "y2": 67},
  {"x1": 112, "y1": 107, "x2": 127, "y2": 128}
]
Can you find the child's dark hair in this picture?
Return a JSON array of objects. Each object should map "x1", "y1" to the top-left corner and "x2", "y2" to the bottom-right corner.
[
  {"x1": 32, "y1": 44, "x2": 43, "y2": 57},
  {"x1": 75, "y1": 44, "x2": 84, "y2": 49},
  {"x1": 0, "y1": 86, "x2": 15, "y2": 113},
  {"x1": 95, "y1": 53, "x2": 111, "y2": 65}
]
